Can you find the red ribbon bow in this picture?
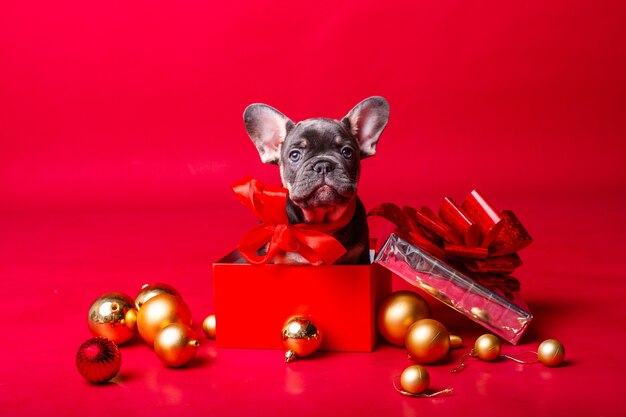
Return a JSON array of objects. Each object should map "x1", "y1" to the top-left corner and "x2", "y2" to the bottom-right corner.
[
  {"x1": 232, "y1": 178, "x2": 350, "y2": 265},
  {"x1": 369, "y1": 190, "x2": 532, "y2": 275}
]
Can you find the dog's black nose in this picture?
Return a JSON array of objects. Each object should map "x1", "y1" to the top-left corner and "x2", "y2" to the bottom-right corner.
[{"x1": 312, "y1": 161, "x2": 335, "y2": 175}]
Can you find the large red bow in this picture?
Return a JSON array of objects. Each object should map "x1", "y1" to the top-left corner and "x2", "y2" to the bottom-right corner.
[
  {"x1": 232, "y1": 178, "x2": 351, "y2": 265},
  {"x1": 369, "y1": 190, "x2": 532, "y2": 275}
]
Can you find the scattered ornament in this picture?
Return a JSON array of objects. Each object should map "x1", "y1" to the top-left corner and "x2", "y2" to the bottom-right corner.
[
  {"x1": 137, "y1": 293, "x2": 192, "y2": 346},
  {"x1": 202, "y1": 314, "x2": 217, "y2": 339},
  {"x1": 405, "y1": 319, "x2": 451, "y2": 364},
  {"x1": 154, "y1": 323, "x2": 200, "y2": 367},
  {"x1": 393, "y1": 365, "x2": 454, "y2": 398},
  {"x1": 76, "y1": 337, "x2": 121, "y2": 384},
  {"x1": 537, "y1": 339, "x2": 565, "y2": 367},
  {"x1": 135, "y1": 283, "x2": 181, "y2": 310},
  {"x1": 449, "y1": 334, "x2": 464, "y2": 349},
  {"x1": 377, "y1": 291, "x2": 431, "y2": 346},
  {"x1": 281, "y1": 316, "x2": 323, "y2": 363},
  {"x1": 452, "y1": 335, "x2": 567, "y2": 372},
  {"x1": 87, "y1": 293, "x2": 137, "y2": 345},
  {"x1": 473, "y1": 334, "x2": 501, "y2": 361}
]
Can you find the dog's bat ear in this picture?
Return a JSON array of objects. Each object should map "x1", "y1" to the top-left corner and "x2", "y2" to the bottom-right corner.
[
  {"x1": 244, "y1": 104, "x2": 294, "y2": 164},
  {"x1": 341, "y1": 96, "x2": 389, "y2": 159}
]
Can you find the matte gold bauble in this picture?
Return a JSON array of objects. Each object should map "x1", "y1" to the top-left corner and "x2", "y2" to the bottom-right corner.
[
  {"x1": 377, "y1": 291, "x2": 431, "y2": 346},
  {"x1": 473, "y1": 334, "x2": 501, "y2": 361},
  {"x1": 405, "y1": 319, "x2": 450, "y2": 364},
  {"x1": 137, "y1": 293, "x2": 192, "y2": 346},
  {"x1": 537, "y1": 339, "x2": 565, "y2": 367},
  {"x1": 281, "y1": 316, "x2": 323, "y2": 362},
  {"x1": 202, "y1": 314, "x2": 216, "y2": 339},
  {"x1": 154, "y1": 323, "x2": 200, "y2": 367},
  {"x1": 135, "y1": 283, "x2": 181, "y2": 310},
  {"x1": 400, "y1": 365, "x2": 430, "y2": 394},
  {"x1": 449, "y1": 334, "x2": 463, "y2": 348},
  {"x1": 88, "y1": 293, "x2": 137, "y2": 345}
]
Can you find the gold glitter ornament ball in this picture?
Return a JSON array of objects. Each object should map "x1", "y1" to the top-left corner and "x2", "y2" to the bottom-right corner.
[
  {"x1": 405, "y1": 319, "x2": 450, "y2": 364},
  {"x1": 281, "y1": 316, "x2": 323, "y2": 362},
  {"x1": 154, "y1": 323, "x2": 200, "y2": 367},
  {"x1": 400, "y1": 365, "x2": 430, "y2": 394},
  {"x1": 137, "y1": 293, "x2": 192, "y2": 346},
  {"x1": 202, "y1": 314, "x2": 216, "y2": 339},
  {"x1": 377, "y1": 291, "x2": 431, "y2": 346},
  {"x1": 474, "y1": 334, "x2": 501, "y2": 361},
  {"x1": 537, "y1": 339, "x2": 565, "y2": 367},
  {"x1": 87, "y1": 292, "x2": 138, "y2": 345},
  {"x1": 135, "y1": 283, "x2": 181, "y2": 310}
]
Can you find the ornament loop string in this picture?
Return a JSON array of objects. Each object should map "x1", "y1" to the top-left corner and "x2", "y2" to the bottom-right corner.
[
  {"x1": 450, "y1": 350, "x2": 478, "y2": 373},
  {"x1": 392, "y1": 380, "x2": 454, "y2": 398},
  {"x1": 501, "y1": 352, "x2": 539, "y2": 364}
]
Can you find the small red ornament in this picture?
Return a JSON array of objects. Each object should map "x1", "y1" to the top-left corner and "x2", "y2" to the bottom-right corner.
[{"x1": 76, "y1": 337, "x2": 121, "y2": 384}]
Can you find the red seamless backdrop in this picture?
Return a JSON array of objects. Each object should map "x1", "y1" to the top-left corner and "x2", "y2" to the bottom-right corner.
[
  {"x1": 1, "y1": 1, "x2": 625, "y2": 417},
  {"x1": 2, "y1": 0, "x2": 625, "y2": 208}
]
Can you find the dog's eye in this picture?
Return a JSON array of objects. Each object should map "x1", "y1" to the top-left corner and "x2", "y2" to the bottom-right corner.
[
  {"x1": 288, "y1": 150, "x2": 302, "y2": 162},
  {"x1": 341, "y1": 147, "x2": 354, "y2": 159}
]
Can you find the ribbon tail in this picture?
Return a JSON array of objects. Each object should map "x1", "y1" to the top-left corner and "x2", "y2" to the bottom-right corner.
[{"x1": 238, "y1": 225, "x2": 279, "y2": 265}]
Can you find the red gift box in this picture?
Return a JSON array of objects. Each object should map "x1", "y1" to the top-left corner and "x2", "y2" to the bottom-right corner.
[{"x1": 213, "y1": 250, "x2": 391, "y2": 352}]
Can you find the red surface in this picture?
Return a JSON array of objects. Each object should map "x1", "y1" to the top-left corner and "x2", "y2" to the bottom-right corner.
[
  {"x1": 1, "y1": 1, "x2": 626, "y2": 416},
  {"x1": 214, "y1": 254, "x2": 390, "y2": 351}
]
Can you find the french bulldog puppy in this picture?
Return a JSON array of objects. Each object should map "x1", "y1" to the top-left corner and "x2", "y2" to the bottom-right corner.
[{"x1": 243, "y1": 96, "x2": 389, "y2": 264}]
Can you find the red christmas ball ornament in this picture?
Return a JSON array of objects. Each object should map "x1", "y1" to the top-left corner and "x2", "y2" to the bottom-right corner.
[{"x1": 76, "y1": 337, "x2": 121, "y2": 384}]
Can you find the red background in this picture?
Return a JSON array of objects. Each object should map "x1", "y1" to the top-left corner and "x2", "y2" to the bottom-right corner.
[{"x1": 1, "y1": 1, "x2": 625, "y2": 416}]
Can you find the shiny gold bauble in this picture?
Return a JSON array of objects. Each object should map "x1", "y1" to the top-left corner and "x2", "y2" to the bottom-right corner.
[
  {"x1": 154, "y1": 323, "x2": 200, "y2": 367},
  {"x1": 537, "y1": 339, "x2": 565, "y2": 367},
  {"x1": 137, "y1": 293, "x2": 192, "y2": 346},
  {"x1": 405, "y1": 319, "x2": 450, "y2": 364},
  {"x1": 377, "y1": 291, "x2": 431, "y2": 346},
  {"x1": 473, "y1": 334, "x2": 501, "y2": 361},
  {"x1": 135, "y1": 283, "x2": 181, "y2": 310},
  {"x1": 400, "y1": 365, "x2": 430, "y2": 394},
  {"x1": 88, "y1": 293, "x2": 137, "y2": 345},
  {"x1": 202, "y1": 314, "x2": 216, "y2": 339},
  {"x1": 281, "y1": 316, "x2": 323, "y2": 362}
]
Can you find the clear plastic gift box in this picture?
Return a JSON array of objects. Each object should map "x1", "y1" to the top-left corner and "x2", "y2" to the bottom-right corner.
[{"x1": 375, "y1": 233, "x2": 533, "y2": 344}]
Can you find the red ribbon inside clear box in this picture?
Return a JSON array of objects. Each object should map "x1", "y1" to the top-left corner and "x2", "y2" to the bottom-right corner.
[{"x1": 369, "y1": 190, "x2": 532, "y2": 297}]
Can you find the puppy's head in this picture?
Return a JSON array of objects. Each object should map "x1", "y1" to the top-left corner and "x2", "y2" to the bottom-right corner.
[{"x1": 244, "y1": 97, "x2": 389, "y2": 214}]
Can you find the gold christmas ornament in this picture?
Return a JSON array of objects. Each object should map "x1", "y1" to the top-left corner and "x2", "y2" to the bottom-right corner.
[
  {"x1": 400, "y1": 365, "x2": 430, "y2": 394},
  {"x1": 377, "y1": 291, "x2": 431, "y2": 346},
  {"x1": 473, "y1": 334, "x2": 501, "y2": 361},
  {"x1": 135, "y1": 283, "x2": 181, "y2": 310},
  {"x1": 137, "y1": 293, "x2": 192, "y2": 346},
  {"x1": 87, "y1": 293, "x2": 138, "y2": 345},
  {"x1": 537, "y1": 339, "x2": 565, "y2": 367},
  {"x1": 154, "y1": 323, "x2": 200, "y2": 367},
  {"x1": 202, "y1": 314, "x2": 216, "y2": 339},
  {"x1": 281, "y1": 316, "x2": 323, "y2": 363},
  {"x1": 449, "y1": 334, "x2": 463, "y2": 349},
  {"x1": 394, "y1": 365, "x2": 454, "y2": 398},
  {"x1": 405, "y1": 319, "x2": 450, "y2": 364}
]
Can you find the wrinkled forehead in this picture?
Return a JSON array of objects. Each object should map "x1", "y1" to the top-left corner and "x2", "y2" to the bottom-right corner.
[{"x1": 288, "y1": 118, "x2": 354, "y2": 144}]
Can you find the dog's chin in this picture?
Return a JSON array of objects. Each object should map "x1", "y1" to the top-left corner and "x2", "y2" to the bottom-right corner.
[{"x1": 293, "y1": 185, "x2": 351, "y2": 209}]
